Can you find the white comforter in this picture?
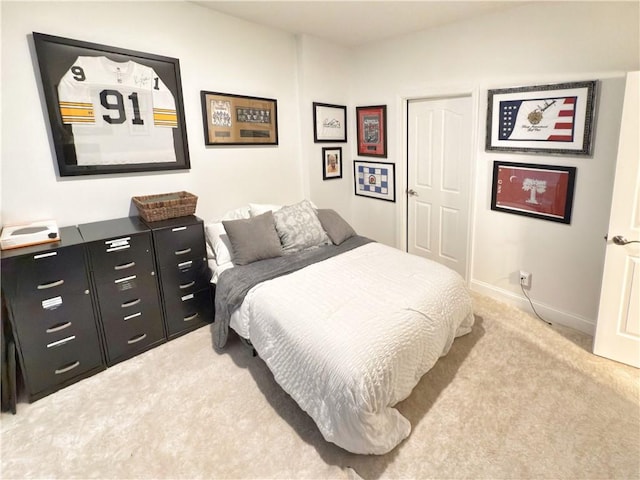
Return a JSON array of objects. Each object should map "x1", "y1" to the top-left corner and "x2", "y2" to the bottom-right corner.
[{"x1": 232, "y1": 242, "x2": 474, "y2": 454}]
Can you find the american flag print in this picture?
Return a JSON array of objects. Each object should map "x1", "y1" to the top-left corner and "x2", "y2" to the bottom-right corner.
[{"x1": 498, "y1": 96, "x2": 577, "y2": 142}]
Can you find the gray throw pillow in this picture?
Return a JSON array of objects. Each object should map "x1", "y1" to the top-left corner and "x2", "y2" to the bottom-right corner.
[
  {"x1": 222, "y1": 211, "x2": 282, "y2": 265},
  {"x1": 273, "y1": 200, "x2": 329, "y2": 253},
  {"x1": 316, "y1": 209, "x2": 356, "y2": 245}
]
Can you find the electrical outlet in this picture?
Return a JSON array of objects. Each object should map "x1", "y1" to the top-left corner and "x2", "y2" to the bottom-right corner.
[{"x1": 520, "y1": 270, "x2": 532, "y2": 288}]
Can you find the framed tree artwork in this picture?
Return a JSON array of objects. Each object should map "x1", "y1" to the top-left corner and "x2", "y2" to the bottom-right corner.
[
  {"x1": 491, "y1": 161, "x2": 577, "y2": 224},
  {"x1": 32, "y1": 32, "x2": 190, "y2": 176}
]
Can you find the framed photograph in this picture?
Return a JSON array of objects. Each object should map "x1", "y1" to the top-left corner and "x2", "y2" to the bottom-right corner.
[
  {"x1": 353, "y1": 160, "x2": 395, "y2": 202},
  {"x1": 491, "y1": 161, "x2": 577, "y2": 224},
  {"x1": 313, "y1": 102, "x2": 347, "y2": 142},
  {"x1": 32, "y1": 32, "x2": 190, "y2": 177},
  {"x1": 486, "y1": 80, "x2": 596, "y2": 155},
  {"x1": 356, "y1": 105, "x2": 387, "y2": 157},
  {"x1": 322, "y1": 147, "x2": 342, "y2": 180},
  {"x1": 200, "y1": 91, "x2": 278, "y2": 146}
]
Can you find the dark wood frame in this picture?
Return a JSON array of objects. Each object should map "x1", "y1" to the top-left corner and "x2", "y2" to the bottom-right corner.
[
  {"x1": 313, "y1": 102, "x2": 347, "y2": 142},
  {"x1": 356, "y1": 105, "x2": 387, "y2": 157},
  {"x1": 200, "y1": 91, "x2": 278, "y2": 146},
  {"x1": 353, "y1": 160, "x2": 396, "y2": 203},
  {"x1": 486, "y1": 80, "x2": 596, "y2": 155},
  {"x1": 32, "y1": 32, "x2": 190, "y2": 176},
  {"x1": 322, "y1": 147, "x2": 343, "y2": 180},
  {"x1": 491, "y1": 161, "x2": 577, "y2": 224}
]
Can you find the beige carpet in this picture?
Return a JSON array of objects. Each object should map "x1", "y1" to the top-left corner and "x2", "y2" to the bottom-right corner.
[{"x1": 1, "y1": 293, "x2": 638, "y2": 479}]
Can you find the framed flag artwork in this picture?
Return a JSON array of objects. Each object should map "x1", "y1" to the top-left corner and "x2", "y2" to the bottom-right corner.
[
  {"x1": 353, "y1": 160, "x2": 395, "y2": 202},
  {"x1": 486, "y1": 81, "x2": 596, "y2": 155},
  {"x1": 33, "y1": 32, "x2": 190, "y2": 176},
  {"x1": 491, "y1": 161, "x2": 577, "y2": 224}
]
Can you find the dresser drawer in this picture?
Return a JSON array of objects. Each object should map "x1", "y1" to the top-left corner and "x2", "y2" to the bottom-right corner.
[
  {"x1": 153, "y1": 223, "x2": 206, "y2": 268},
  {"x1": 100, "y1": 306, "x2": 165, "y2": 363},
  {"x1": 93, "y1": 272, "x2": 161, "y2": 323},
  {"x1": 2, "y1": 247, "x2": 88, "y2": 298},
  {"x1": 159, "y1": 257, "x2": 210, "y2": 295},
  {"x1": 10, "y1": 290, "x2": 96, "y2": 347},
  {"x1": 163, "y1": 288, "x2": 213, "y2": 337},
  {"x1": 86, "y1": 233, "x2": 155, "y2": 283},
  {"x1": 20, "y1": 326, "x2": 103, "y2": 395}
]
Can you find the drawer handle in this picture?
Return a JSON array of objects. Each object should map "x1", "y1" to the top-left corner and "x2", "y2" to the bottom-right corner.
[
  {"x1": 55, "y1": 361, "x2": 80, "y2": 375},
  {"x1": 124, "y1": 312, "x2": 142, "y2": 321},
  {"x1": 127, "y1": 333, "x2": 147, "y2": 345},
  {"x1": 179, "y1": 281, "x2": 196, "y2": 290},
  {"x1": 175, "y1": 248, "x2": 192, "y2": 256},
  {"x1": 46, "y1": 321, "x2": 72, "y2": 333},
  {"x1": 178, "y1": 260, "x2": 193, "y2": 269},
  {"x1": 37, "y1": 279, "x2": 64, "y2": 290},
  {"x1": 121, "y1": 298, "x2": 141, "y2": 308},
  {"x1": 184, "y1": 313, "x2": 199, "y2": 322},
  {"x1": 33, "y1": 251, "x2": 57, "y2": 260},
  {"x1": 47, "y1": 335, "x2": 76, "y2": 348},
  {"x1": 114, "y1": 261, "x2": 136, "y2": 271},
  {"x1": 115, "y1": 275, "x2": 136, "y2": 284},
  {"x1": 172, "y1": 226, "x2": 187, "y2": 232}
]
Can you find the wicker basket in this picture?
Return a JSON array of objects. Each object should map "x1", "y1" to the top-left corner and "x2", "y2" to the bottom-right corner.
[{"x1": 132, "y1": 191, "x2": 198, "y2": 222}]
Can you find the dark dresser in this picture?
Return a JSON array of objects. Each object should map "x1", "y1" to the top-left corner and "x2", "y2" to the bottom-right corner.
[
  {"x1": 78, "y1": 217, "x2": 165, "y2": 366},
  {"x1": 142, "y1": 216, "x2": 213, "y2": 339},
  {"x1": 1, "y1": 227, "x2": 105, "y2": 401}
]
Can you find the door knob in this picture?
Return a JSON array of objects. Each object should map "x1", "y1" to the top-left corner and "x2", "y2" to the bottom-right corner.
[
  {"x1": 407, "y1": 189, "x2": 418, "y2": 197},
  {"x1": 612, "y1": 235, "x2": 640, "y2": 245}
]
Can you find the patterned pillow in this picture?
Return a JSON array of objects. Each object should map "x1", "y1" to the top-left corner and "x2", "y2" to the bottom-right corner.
[{"x1": 273, "y1": 200, "x2": 329, "y2": 253}]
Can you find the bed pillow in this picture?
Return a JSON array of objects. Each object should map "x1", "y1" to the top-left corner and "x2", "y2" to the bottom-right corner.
[
  {"x1": 249, "y1": 203, "x2": 282, "y2": 217},
  {"x1": 220, "y1": 205, "x2": 251, "y2": 220},
  {"x1": 273, "y1": 200, "x2": 329, "y2": 253},
  {"x1": 316, "y1": 209, "x2": 356, "y2": 245},
  {"x1": 204, "y1": 222, "x2": 233, "y2": 264},
  {"x1": 222, "y1": 211, "x2": 282, "y2": 265}
]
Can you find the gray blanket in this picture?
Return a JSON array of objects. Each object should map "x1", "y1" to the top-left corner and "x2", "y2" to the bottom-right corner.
[{"x1": 214, "y1": 235, "x2": 373, "y2": 348}]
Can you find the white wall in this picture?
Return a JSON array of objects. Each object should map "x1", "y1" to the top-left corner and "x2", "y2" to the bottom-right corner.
[
  {"x1": 345, "y1": 1, "x2": 640, "y2": 333},
  {"x1": 0, "y1": 1, "x2": 304, "y2": 227}
]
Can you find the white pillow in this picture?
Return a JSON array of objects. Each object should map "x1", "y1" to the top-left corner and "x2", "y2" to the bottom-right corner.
[
  {"x1": 204, "y1": 222, "x2": 234, "y2": 265},
  {"x1": 249, "y1": 203, "x2": 282, "y2": 217},
  {"x1": 221, "y1": 206, "x2": 251, "y2": 220}
]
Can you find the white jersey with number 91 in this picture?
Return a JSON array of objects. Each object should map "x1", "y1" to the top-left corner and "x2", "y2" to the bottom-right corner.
[{"x1": 57, "y1": 56, "x2": 178, "y2": 165}]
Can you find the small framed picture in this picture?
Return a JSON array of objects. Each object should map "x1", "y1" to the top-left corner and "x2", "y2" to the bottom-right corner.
[
  {"x1": 322, "y1": 147, "x2": 342, "y2": 180},
  {"x1": 486, "y1": 80, "x2": 596, "y2": 155},
  {"x1": 491, "y1": 161, "x2": 577, "y2": 224},
  {"x1": 353, "y1": 160, "x2": 395, "y2": 202},
  {"x1": 356, "y1": 105, "x2": 387, "y2": 157},
  {"x1": 313, "y1": 102, "x2": 347, "y2": 142}
]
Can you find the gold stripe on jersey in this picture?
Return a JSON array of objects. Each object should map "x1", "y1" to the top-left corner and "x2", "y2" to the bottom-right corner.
[
  {"x1": 153, "y1": 108, "x2": 177, "y2": 127},
  {"x1": 59, "y1": 101, "x2": 95, "y2": 124}
]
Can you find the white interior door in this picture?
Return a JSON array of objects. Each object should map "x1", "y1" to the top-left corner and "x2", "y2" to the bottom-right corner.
[
  {"x1": 407, "y1": 96, "x2": 472, "y2": 278},
  {"x1": 593, "y1": 72, "x2": 640, "y2": 368}
]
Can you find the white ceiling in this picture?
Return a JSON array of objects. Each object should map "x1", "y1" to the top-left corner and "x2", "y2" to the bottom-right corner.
[{"x1": 193, "y1": 1, "x2": 526, "y2": 48}]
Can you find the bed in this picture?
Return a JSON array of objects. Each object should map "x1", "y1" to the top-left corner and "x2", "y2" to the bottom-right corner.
[{"x1": 206, "y1": 200, "x2": 474, "y2": 455}]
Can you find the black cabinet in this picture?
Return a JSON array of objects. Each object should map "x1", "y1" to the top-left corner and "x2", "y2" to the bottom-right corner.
[
  {"x1": 1, "y1": 227, "x2": 105, "y2": 401},
  {"x1": 143, "y1": 216, "x2": 213, "y2": 339},
  {"x1": 78, "y1": 217, "x2": 165, "y2": 366}
]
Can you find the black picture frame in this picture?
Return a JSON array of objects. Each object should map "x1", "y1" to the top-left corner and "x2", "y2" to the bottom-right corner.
[
  {"x1": 200, "y1": 91, "x2": 278, "y2": 146},
  {"x1": 322, "y1": 146, "x2": 342, "y2": 180},
  {"x1": 353, "y1": 159, "x2": 396, "y2": 202},
  {"x1": 32, "y1": 32, "x2": 190, "y2": 176},
  {"x1": 491, "y1": 161, "x2": 577, "y2": 224},
  {"x1": 486, "y1": 80, "x2": 596, "y2": 156},
  {"x1": 313, "y1": 102, "x2": 347, "y2": 142}
]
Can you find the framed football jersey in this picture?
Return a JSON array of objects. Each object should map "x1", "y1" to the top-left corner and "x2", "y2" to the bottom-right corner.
[{"x1": 33, "y1": 32, "x2": 190, "y2": 176}]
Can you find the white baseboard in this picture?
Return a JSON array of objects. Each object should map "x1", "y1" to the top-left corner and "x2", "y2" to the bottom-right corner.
[{"x1": 470, "y1": 280, "x2": 596, "y2": 336}]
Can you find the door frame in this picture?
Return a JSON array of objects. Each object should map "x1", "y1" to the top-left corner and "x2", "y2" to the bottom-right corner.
[{"x1": 397, "y1": 85, "x2": 480, "y2": 283}]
